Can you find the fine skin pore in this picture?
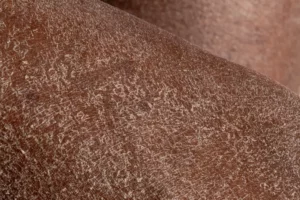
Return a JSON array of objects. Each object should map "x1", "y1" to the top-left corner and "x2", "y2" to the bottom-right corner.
[
  {"x1": 1, "y1": 0, "x2": 300, "y2": 199},
  {"x1": 105, "y1": 0, "x2": 300, "y2": 94}
]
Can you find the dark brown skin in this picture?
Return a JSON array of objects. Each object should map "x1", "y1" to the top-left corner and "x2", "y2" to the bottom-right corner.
[
  {"x1": 1, "y1": 0, "x2": 300, "y2": 199},
  {"x1": 105, "y1": 0, "x2": 300, "y2": 94}
]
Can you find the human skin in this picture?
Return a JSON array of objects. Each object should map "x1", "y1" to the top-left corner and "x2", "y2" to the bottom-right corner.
[
  {"x1": 104, "y1": 0, "x2": 300, "y2": 94},
  {"x1": 0, "y1": 0, "x2": 300, "y2": 199}
]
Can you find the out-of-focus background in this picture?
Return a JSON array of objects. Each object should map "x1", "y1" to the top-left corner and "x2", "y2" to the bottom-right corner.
[{"x1": 103, "y1": 0, "x2": 300, "y2": 94}]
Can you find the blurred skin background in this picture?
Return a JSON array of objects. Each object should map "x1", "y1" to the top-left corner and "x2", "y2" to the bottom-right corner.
[{"x1": 103, "y1": 0, "x2": 300, "y2": 94}]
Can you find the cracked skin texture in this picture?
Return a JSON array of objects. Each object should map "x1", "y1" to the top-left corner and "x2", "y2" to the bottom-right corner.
[
  {"x1": 0, "y1": 0, "x2": 300, "y2": 199},
  {"x1": 105, "y1": 0, "x2": 300, "y2": 94}
]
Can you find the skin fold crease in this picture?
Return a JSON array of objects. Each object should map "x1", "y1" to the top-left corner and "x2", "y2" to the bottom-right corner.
[{"x1": 105, "y1": 0, "x2": 300, "y2": 94}]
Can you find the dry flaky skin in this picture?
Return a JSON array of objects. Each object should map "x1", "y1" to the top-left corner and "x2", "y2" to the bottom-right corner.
[
  {"x1": 0, "y1": 0, "x2": 300, "y2": 199},
  {"x1": 105, "y1": 0, "x2": 300, "y2": 94}
]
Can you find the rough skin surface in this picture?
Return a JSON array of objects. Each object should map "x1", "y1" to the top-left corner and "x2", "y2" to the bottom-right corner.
[{"x1": 0, "y1": 0, "x2": 300, "y2": 199}]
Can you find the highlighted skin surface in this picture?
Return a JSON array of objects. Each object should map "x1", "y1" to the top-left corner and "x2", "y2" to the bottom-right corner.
[
  {"x1": 1, "y1": 0, "x2": 300, "y2": 199},
  {"x1": 105, "y1": 0, "x2": 300, "y2": 93}
]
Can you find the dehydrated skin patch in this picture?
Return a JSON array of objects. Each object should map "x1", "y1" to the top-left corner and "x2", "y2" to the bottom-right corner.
[{"x1": 1, "y1": 0, "x2": 300, "y2": 199}]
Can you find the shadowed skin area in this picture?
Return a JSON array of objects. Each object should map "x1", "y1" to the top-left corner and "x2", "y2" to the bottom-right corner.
[
  {"x1": 1, "y1": 0, "x2": 300, "y2": 199},
  {"x1": 104, "y1": 0, "x2": 300, "y2": 94}
]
